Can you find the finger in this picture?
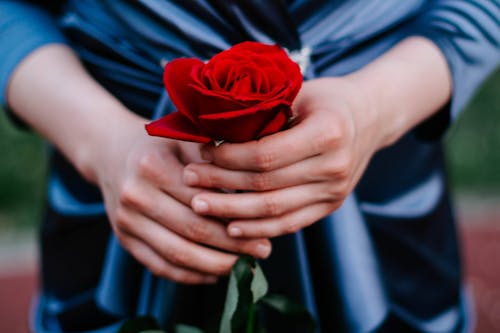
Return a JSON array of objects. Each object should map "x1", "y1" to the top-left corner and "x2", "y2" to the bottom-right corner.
[
  {"x1": 118, "y1": 209, "x2": 238, "y2": 276},
  {"x1": 136, "y1": 146, "x2": 208, "y2": 206},
  {"x1": 183, "y1": 162, "x2": 300, "y2": 191},
  {"x1": 191, "y1": 182, "x2": 338, "y2": 220},
  {"x1": 121, "y1": 184, "x2": 272, "y2": 258},
  {"x1": 177, "y1": 141, "x2": 207, "y2": 164},
  {"x1": 118, "y1": 231, "x2": 218, "y2": 284},
  {"x1": 172, "y1": 208, "x2": 272, "y2": 259},
  {"x1": 226, "y1": 202, "x2": 339, "y2": 238},
  {"x1": 201, "y1": 111, "x2": 340, "y2": 171},
  {"x1": 183, "y1": 152, "x2": 346, "y2": 191}
]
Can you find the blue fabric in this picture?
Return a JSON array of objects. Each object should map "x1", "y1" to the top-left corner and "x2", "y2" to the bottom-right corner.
[
  {"x1": 1, "y1": 1, "x2": 499, "y2": 332},
  {"x1": 0, "y1": 1, "x2": 66, "y2": 105}
]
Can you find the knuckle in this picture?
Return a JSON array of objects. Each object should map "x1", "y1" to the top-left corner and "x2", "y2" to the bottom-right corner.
[
  {"x1": 263, "y1": 195, "x2": 282, "y2": 216},
  {"x1": 322, "y1": 163, "x2": 339, "y2": 179},
  {"x1": 330, "y1": 119, "x2": 348, "y2": 139},
  {"x1": 216, "y1": 200, "x2": 240, "y2": 218},
  {"x1": 119, "y1": 181, "x2": 140, "y2": 207},
  {"x1": 216, "y1": 148, "x2": 234, "y2": 166},
  {"x1": 204, "y1": 170, "x2": 220, "y2": 188},
  {"x1": 114, "y1": 208, "x2": 133, "y2": 232},
  {"x1": 335, "y1": 154, "x2": 353, "y2": 179},
  {"x1": 114, "y1": 228, "x2": 129, "y2": 246},
  {"x1": 284, "y1": 221, "x2": 301, "y2": 234},
  {"x1": 325, "y1": 181, "x2": 350, "y2": 201},
  {"x1": 169, "y1": 249, "x2": 190, "y2": 267},
  {"x1": 313, "y1": 126, "x2": 341, "y2": 152},
  {"x1": 248, "y1": 172, "x2": 271, "y2": 190},
  {"x1": 253, "y1": 146, "x2": 276, "y2": 171},
  {"x1": 186, "y1": 221, "x2": 210, "y2": 241},
  {"x1": 148, "y1": 262, "x2": 166, "y2": 278},
  {"x1": 323, "y1": 155, "x2": 351, "y2": 180},
  {"x1": 312, "y1": 134, "x2": 331, "y2": 153},
  {"x1": 137, "y1": 152, "x2": 159, "y2": 178},
  {"x1": 337, "y1": 180, "x2": 351, "y2": 198},
  {"x1": 333, "y1": 166, "x2": 349, "y2": 182},
  {"x1": 325, "y1": 185, "x2": 339, "y2": 201}
]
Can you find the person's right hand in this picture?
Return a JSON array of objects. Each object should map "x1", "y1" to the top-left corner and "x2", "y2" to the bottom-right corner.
[
  {"x1": 89, "y1": 115, "x2": 272, "y2": 284},
  {"x1": 6, "y1": 44, "x2": 271, "y2": 285}
]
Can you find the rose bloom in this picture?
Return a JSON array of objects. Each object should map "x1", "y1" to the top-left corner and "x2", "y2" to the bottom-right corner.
[{"x1": 146, "y1": 41, "x2": 303, "y2": 143}]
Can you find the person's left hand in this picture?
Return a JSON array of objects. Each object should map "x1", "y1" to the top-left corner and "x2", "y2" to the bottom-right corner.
[{"x1": 181, "y1": 77, "x2": 388, "y2": 238}]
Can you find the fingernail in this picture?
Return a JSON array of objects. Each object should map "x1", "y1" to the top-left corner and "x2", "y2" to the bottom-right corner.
[
  {"x1": 255, "y1": 243, "x2": 271, "y2": 258},
  {"x1": 193, "y1": 197, "x2": 209, "y2": 213},
  {"x1": 204, "y1": 276, "x2": 218, "y2": 284},
  {"x1": 183, "y1": 169, "x2": 199, "y2": 185},
  {"x1": 228, "y1": 226, "x2": 242, "y2": 237},
  {"x1": 201, "y1": 149, "x2": 212, "y2": 162}
]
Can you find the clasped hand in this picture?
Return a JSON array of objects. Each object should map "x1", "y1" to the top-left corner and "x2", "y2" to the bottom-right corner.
[
  {"x1": 98, "y1": 77, "x2": 384, "y2": 284},
  {"x1": 184, "y1": 77, "x2": 384, "y2": 238}
]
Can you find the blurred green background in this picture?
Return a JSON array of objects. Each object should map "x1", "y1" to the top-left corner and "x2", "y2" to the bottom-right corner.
[
  {"x1": 0, "y1": 111, "x2": 47, "y2": 231},
  {"x1": 446, "y1": 68, "x2": 500, "y2": 193},
  {"x1": 0, "y1": 69, "x2": 499, "y2": 231}
]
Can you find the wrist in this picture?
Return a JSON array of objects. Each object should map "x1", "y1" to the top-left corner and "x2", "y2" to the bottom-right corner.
[
  {"x1": 339, "y1": 73, "x2": 390, "y2": 150},
  {"x1": 345, "y1": 37, "x2": 452, "y2": 149},
  {"x1": 344, "y1": 71, "x2": 401, "y2": 149},
  {"x1": 6, "y1": 44, "x2": 150, "y2": 184},
  {"x1": 78, "y1": 106, "x2": 147, "y2": 185}
]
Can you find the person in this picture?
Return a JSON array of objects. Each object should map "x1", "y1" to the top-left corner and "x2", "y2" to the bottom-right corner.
[{"x1": 1, "y1": 1, "x2": 499, "y2": 332}]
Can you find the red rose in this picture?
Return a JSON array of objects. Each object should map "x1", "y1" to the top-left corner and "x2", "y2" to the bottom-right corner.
[{"x1": 145, "y1": 41, "x2": 303, "y2": 143}]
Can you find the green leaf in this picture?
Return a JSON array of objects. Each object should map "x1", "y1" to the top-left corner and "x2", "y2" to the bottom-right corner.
[
  {"x1": 118, "y1": 316, "x2": 162, "y2": 333},
  {"x1": 219, "y1": 256, "x2": 260, "y2": 333},
  {"x1": 219, "y1": 265, "x2": 239, "y2": 333},
  {"x1": 175, "y1": 324, "x2": 205, "y2": 333},
  {"x1": 251, "y1": 262, "x2": 268, "y2": 303},
  {"x1": 261, "y1": 294, "x2": 316, "y2": 332}
]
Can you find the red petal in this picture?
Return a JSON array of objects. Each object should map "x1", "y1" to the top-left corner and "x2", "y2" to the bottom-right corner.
[
  {"x1": 164, "y1": 58, "x2": 205, "y2": 122},
  {"x1": 199, "y1": 99, "x2": 286, "y2": 120},
  {"x1": 191, "y1": 84, "x2": 269, "y2": 105},
  {"x1": 145, "y1": 112, "x2": 211, "y2": 143},
  {"x1": 189, "y1": 84, "x2": 256, "y2": 114},
  {"x1": 197, "y1": 105, "x2": 289, "y2": 143},
  {"x1": 257, "y1": 108, "x2": 289, "y2": 138},
  {"x1": 198, "y1": 112, "x2": 269, "y2": 143}
]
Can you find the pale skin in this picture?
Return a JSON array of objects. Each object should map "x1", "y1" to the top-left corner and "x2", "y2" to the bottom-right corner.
[
  {"x1": 185, "y1": 36, "x2": 452, "y2": 238},
  {"x1": 7, "y1": 36, "x2": 451, "y2": 284}
]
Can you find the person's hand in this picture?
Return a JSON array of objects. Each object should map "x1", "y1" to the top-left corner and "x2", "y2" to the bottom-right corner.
[
  {"x1": 89, "y1": 115, "x2": 272, "y2": 284},
  {"x1": 181, "y1": 77, "x2": 385, "y2": 238},
  {"x1": 6, "y1": 44, "x2": 273, "y2": 284},
  {"x1": 8, "y1": 37, "x2": 450, "y2": 281}
]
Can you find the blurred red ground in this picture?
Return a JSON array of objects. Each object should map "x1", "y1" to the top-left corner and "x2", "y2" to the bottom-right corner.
[
  {"x1": 0, "y1": 273, "x2": 36, "y2": 333},
  {"x1": 461, "y1": 221, "x2": 500, "y2": 332},
  {"x1": 1, "y1": 212, "x2": 500, "y2": 332}
]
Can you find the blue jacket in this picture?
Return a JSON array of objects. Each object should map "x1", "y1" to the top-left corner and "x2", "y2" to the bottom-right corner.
[{"x1": 1, "y1": 1, "x2": 499, "y2": 332}]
